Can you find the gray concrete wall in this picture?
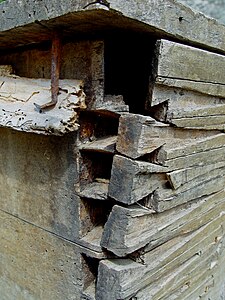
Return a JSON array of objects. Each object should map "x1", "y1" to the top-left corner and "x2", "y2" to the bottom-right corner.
[{"x1": 179, "y1": 0, "x2": 225, "y2": 24}]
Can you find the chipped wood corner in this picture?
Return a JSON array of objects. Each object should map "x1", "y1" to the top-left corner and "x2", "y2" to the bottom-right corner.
[{"x1": 0, "y1": 71, "x2": 86, "y2": 135}]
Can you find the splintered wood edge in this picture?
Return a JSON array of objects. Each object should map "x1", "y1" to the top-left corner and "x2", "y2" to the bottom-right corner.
[{"x1": 0, "y1": 76, "x2": 86, "y2": 135}]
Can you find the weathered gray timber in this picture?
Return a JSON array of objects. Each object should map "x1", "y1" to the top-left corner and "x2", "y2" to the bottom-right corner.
[
  {"x1": 153, "y1": 133, "x2": 225, "y2": 170},
  {"x1": 1, "y1": 0, "x2": 225, "y2": 299},
  {"x1": 116, "y1": 113, "x2": 215, "y2": 159},
  {"x1": 101, "y1": 189, "x2": 225, "y2": 256},
  {"x1": 0, "y1": 76, "x2": 85, "y2": 135},
  {"x1": 79, "y1": 180, "x2": 109, "y2": 200},
  {"x1": 98, "y1": 212, "x2": 225, "y2": 299},
  {"x1": 108, "y1": 155, "x2": 167, "y2": 205},
  {"x1": 1, "y1": 0, "x2": 225, "y2": 55},
  {"x1": 151, "y1": 84, "x2": 225, "y2": 129},
  {"x1": 80, "y1": 136, "x2": 117, "y2": 154},
  {"x1": 150, "y1": 39, "x2": 225, "y2": 105}
]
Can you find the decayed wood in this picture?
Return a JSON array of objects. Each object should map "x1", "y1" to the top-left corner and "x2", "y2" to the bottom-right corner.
[
  {"x1": 79, "y1": 225, "x2": 104, "y2": 253},
  {"x1": 150, "y1": 84, "x2": 225, "y2": 130},
  {"x1": 149, "y1": 39, "x2": 225, "y2": 106},
  {"x1": 101, "y1": 189, "x2": 225, "y2": 256},
  {"x1": 80, "y1": 136, "x2": 117, "y2": 154},
  {"x1": 0, "y1": 65, "x2": 13, "y2": 76},
  {"x1": 154, "y1": 133, "x2": 225, "y2": 170},
  {"x1": 95, "y1": 95, "x2": 129, "y2": 113},
  {"x1": 116, "y1": 113, "x2": 216, "y2": 159},
  {"x1": 97, "y1": 214, "x2": 225, "y2": 299},
  {"x1": 79, "y1": 180, "x2": 109, "y2": 200},
  {"x1": 108, "y1": 155, "x2": 167, "y2": 205},
  {"x1": 0, "y1": 76, "x2": 86, "y2": 135}
]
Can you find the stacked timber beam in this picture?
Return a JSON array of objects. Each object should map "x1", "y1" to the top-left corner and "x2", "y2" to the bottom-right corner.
[
  {"x1": 1, "y1": 0, "x2": 225, "y2": 299},
  {"x1": 96, "y1": 40, "x2": 225, "y2": 299}
]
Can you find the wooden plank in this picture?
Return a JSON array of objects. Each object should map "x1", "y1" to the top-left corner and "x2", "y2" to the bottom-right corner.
[
  {"x1": 80, "y1": 136, "x2": 117, "y2": 154},
  {"x1": 152, "y1": 174, "x2": 225, "y2": 212},
  {"x1": 150, "y1": 83, "x2": 225, "y2": 108},
  {"x1": 153, "y1": 134, "x2": 225, "y2": 171},
  {"x1": 95, "y1": 95, "x2": 129, "y2": 113},
  {"x1": 167, "y1": 161, "x2": 225, "y2": 189},
  {"x1": 2, "y1": 0, "x2": 225, "y2": 55},
  {"x1": 116, "y1": 113, "x2": 217, "y2": 159},
  {"x1": 97, "y1": 214, "x2": 225, "y2": 299},
  {"x1": 79, "y1": 180, "x2": 109, "y2": 200},
  {"x1": 101, "y1": 189, "x2": 225, "y2": 256},
  {"x1": 0, "y1": 76, "x2": 86, "y2": 135},
  {"x1": 108, "y1": 155, "x2": 167, "y2": 205},
  {"x1": 108, "y1": 0, "x2": 225, "y2": 54},
  {"x1": 150, "y1": 40, "x2": 225, "y2": 102},
  {"x1": 150, "y1": 84, "x2": 225, "y2": 130}
]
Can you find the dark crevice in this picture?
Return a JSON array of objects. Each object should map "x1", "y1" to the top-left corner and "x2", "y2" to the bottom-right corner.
[{"x1": 104, "y1": 33, "x2": 157, "y2": 114}]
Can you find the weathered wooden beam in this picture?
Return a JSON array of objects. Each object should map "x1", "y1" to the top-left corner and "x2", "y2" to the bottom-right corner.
[
  {"x1": 154, "y1": 133, "x2": 225, "y2": 170},
  {"x1": 116, "y1": 113, "x2": 215, "y2": 159},
  {"x1": 101, "y1": 189, "x2": 225, "y2": 256},
  {"x1": 79, "y1": 180, "x2": 109, "y2": 200},
  {"x1": 150, "y1": 84, "x2": 225, "y2": 127},
  {"x1": 108, "y1": 155, "x2": 167, "y2": 205},
  {"x1": 152, "y1": 174, "x2": 225, "y2": 212},
  {"x1": 80, "y1": 136, "x2": 117, "y2": 154},
  {"x1": 167, "y1": 161, "x2": 225, "y2": 190},
  {"x1": 97, "y1": 214, "x2": 225, "y2": 299},
  {"x1": 2, "y1": 0, "x2": 225, "y2": 55},
  {"x1": 0, "y1": 76, "x2": 86, "y2": 135},
  {"x1": 149, "y1": 39, "x2": 225, "y2": 106}
]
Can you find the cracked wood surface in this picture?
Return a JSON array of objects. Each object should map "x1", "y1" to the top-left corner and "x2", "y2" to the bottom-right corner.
[
  {"x1": 101, "y1": 189, "x2": 225, "y2": 256},
  {"x1": 0, "y1": 75, "x2": 86, "y2": 135},
  {"x1": 149, "y1": 40, "x2": 225, "y2": 108},
  {"x1": 97, "y1": 211, "x2": 225, "y2": 299}
]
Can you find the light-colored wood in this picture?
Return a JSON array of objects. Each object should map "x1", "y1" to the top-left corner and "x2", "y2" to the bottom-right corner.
[
  {"x1": 151, "y1": 84, "x2": 225, "y2": 130},
  {"x1": 101, "y1": 189, "x2": 225, "y2": 256},
  {"x1": 167, "y1": 161, "x2": 225, "y2": 189},
  {"x1": 153, "y1": 134, "x2": 225, "y2": 171},
  {"x1": 108, "y1": 155, "x2": 167, "y2": 205},
  {"x1": 150, "y1": 40, "x2": 225, "y2": 102},
  {"x1": 0, "y1": 75, "x2": 86, "y2": 135},
  {"x1": 152, "y1": 174, "x2": 225, "y2": 212}
]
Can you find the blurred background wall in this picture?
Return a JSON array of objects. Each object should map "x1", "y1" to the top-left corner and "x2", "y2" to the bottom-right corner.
[{"x1": 179, "y1": 0, "x2": 225, "y2": 24}]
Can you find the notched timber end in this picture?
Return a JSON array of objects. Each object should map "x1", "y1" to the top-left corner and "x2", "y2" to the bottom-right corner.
[{"x1": 0, "y1": 76, "x2": 86, "y2": 135}]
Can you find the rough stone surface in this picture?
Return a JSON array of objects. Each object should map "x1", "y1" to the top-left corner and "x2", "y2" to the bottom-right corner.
[
  {"x1": 0, "y1": 209, "x2": 83, "y2": 300},
  {"x1": 180, "y1": 0, "x2": 225, "y2": 24}
]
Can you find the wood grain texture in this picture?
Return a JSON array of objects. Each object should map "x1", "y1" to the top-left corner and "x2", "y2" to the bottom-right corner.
[
  {"x1": 116, "y1": 113, "x2": 215, "y2": 159},
  {"x1": 108, "y1": 155, "x2": 167, "y2": 205},
  {"x1": 150, "y1": 40, "x2": 225, "y2": 103},
  {"x1": 0, "y1": 76, "x2": 86, "y2": 135},
  {"x1": 101, "y1": 189, "x2": 225, "y2": 256},
  {"x1": 98, "y1": 213, "x2": 225, "y2": 299}
]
